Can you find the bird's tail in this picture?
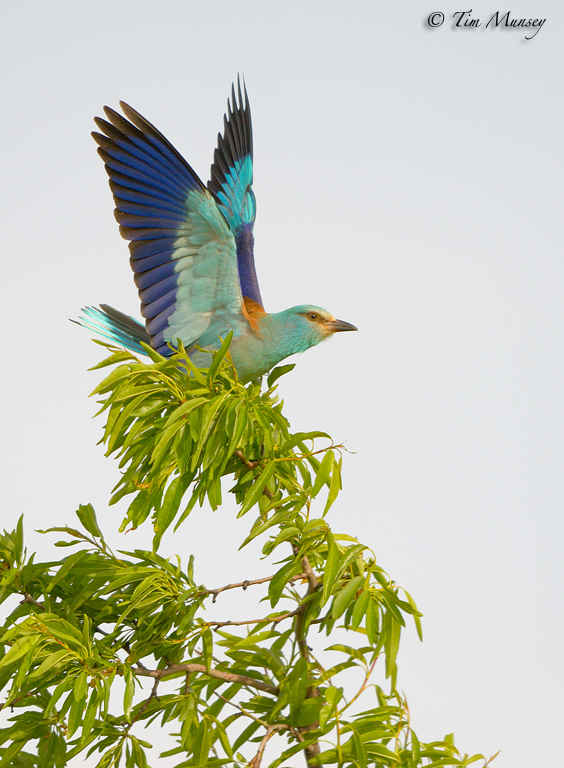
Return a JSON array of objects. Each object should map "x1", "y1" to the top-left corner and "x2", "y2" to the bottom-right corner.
[{"x1": 72, "y1": 305, "x2": 151, "y2": 356}]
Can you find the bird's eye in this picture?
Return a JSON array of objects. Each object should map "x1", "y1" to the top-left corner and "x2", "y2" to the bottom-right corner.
[{"x1": 309, "y1": 313, "x2": 318, "y2": 321}]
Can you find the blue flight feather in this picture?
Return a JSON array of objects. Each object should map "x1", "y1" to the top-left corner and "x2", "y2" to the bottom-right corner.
[{"x1": 208, "y1": 78, "x2": 263, "y2": 308}]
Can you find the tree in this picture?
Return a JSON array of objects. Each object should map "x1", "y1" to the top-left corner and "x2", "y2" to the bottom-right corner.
[{"x1": 0, "y1": 339, "x2": 497, "y2": 767}]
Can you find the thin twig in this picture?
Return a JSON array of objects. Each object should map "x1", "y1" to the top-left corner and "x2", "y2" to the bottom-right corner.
[
  {"x1": 205, "y1": 572, "x2": 306, "y2": 603},
  {"x1": 132, "y1": 678, "x2": 160, "y2": 723},
  {"x1": 248, "y1": 725, "x2": 289, "y2": 768},
  {"x1": 133, "y1": 662, "x2": 279, "y2": 696},
  {"x1": 234, "y1": 450, "x2": 274, "y2": 500},
  {"x1": 213, "y1": 692, "x2": 268, "y2": 727},
  {"x1": 274, "y1": 443, "x2": 346, "y2": 463},
  {"x1": 0, "y1": 690, "x2": 36, "y2": 712},
  {"x1": 234, "y1": 450, "x2": 259, "y2": 469},
  {"x1": 207, "y1": 607, "x2": 300, "y2": 629},
  {"x1": 21, "y1": 593, "x2": 45, "y2": 610},
  {"x1": 337, "y1": 656, "x2": 379, "y2": 717}
]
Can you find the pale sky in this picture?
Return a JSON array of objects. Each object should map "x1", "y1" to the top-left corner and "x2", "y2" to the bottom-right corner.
[{"x1": 1, "y1": 2, "x2": 562, "y2": 766}]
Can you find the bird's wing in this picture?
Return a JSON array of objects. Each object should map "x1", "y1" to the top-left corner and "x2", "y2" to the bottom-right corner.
[
  {"x1": 208, "y1": 78, "x2": 264, "y2": 310},
  {"x1": 92, "y1": 102, "x2": 249, "y2": 356}
]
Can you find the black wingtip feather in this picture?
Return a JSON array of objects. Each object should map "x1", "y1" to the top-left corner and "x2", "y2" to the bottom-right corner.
[
  {"x1": 94, "y1": 102, "x2": 206, "y2": 194},
  {"x1": 208, "y1": 75, "x2": 253, "y2": 201}
]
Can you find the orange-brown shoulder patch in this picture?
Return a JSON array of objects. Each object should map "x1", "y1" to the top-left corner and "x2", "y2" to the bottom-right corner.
[{"x1": 242, "y1": 296, "x2": 267, "y2": 333}]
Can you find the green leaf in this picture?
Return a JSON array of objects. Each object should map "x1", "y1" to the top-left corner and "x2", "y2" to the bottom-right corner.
[
  {"x1": 214, "y1": 718, "x2": 233, "y2": 759},
  {"x1": 191, "y1": 393, "x2": 230, "y2": 470},
  {"x1": 45, "y1": 677, "x2": 73, "y2": 716},
  {"x1": 364, "y1": 742, "x2": 399, "y2": 760},
  {"x1": 81, "y1": 687, "x2": 99, "y2": 744},
  {"x1": 319, "y1": 685, "x2": 342, "y2": 728},
  {"x1": 140, "y1": 341, "x2": 166, "y2": 363},
  {"x1": 67, "y1": 693, "x2": 86, "y2": 738},
  {"x1": 412, "y1": 730, "x2": 421, "y2": 762},
  {"x1": 38, "y1": 615, "x2": 86, "y2": 652},
  {"x1": 14, "y1": 515, "x2": 24, "y2": 565},
  {"x1": 351, "y1": 588, "x2": 370, "y2": 631},
  {"x1": 353, "y1": 728, "x2": 367, "y2": 768},
  {"x1": 231, "y1": 629, "x2": 277, "y2": 649},
  {"x1": 232, "y1": 721, "x2": 260, "y2": 752},
  {"x1": 335, "y1": 543, "x2": 366, "y2": 581},
  {"x1": 404, "y1": 587, "x2": 423, "y2": 641},
  {"x1": 332, "y1": 575, "x2": 364, "y2": 620},
  {"x1": 180, "y1": 347, "x2": 208, "y2": 385},
  {"x1": 268, "y1": 558, "x2": 303, "y2": 607},
  {"x1": 325, "y1": 643, "x2": 370, "y2": 664},
  {"x1": 384, "y1": 609, "x2": 401, "y2": 684},
  {"x1": 207, "y1": 331, "x2": 233, "y2": 385},
  {"x1": 193, "y1": 718, "x2": 211, "y2": 765},
  {"x1": 150, "y1": 419, "x2": 186, "y2": 468},
  {"x1": 311, "y1": 449, "x2": 334, "y2": 498},
  {"x1": 10, "y1": 636, "x2": 41, "y2": 697},
  {"x1": 238, "y1": 461, "x2": 276, "y2": 517},
  {"x1": 131, "y1": 740, "x2": 148, "y2": 768},
  {"x1": 202, "y1": 627, "x2": 213, "y2": 672},
  {"x1": 296, "y1": 695, "x2": 323, "y2": 727},
  {"x1": 45, "y1": 549, "x2": 89, "y2": 592},
  {"x1": 0, "y1": 740, "x2": 26, "y2": 768},
  {"x1": 124, "y1": 666, "x2": 134, "y2": 723},
  {"x1": 287, "y1": 656, "x2": 308, "y2": 725},
  {"x1": 318, "y1": 659, "x2": 358, "y2": 682},
  {"x1": 154, "y1": 476, "x2": 185, "y2": 550},
  {"x1": 74, "y1": 670, "x2": 88, "y2": 702},
  {"x1": 324, "y1": 454, "x2": 342, "y2": 514},
  {"x1": 0, "y1": 636, "x2": 37, "y2": 673},
  {"x1": 226, "y1": 399, "x2": 247, "y2": 456},
  {"x1": 365, "y1": 596, "x2": 379, "y2": 646},
  {"x1": 27, "y1": 649, "x2": 73, "y2": 682},
  {"x1": 161, "y1": 397, "x2": 208, "y2": 431},
  {"x1": 88, "y1": 347, "x2": 135, "y2": 369},
  {"x1": 81, "y1": 613, "x2": 92, "y2": 653},
  {"x1": 267, "y1": 363, "x2": 295, "y2": 388},
  {"x1": 262, "y1": 526, "x2": 300, "y2": 555},
  {"x1": 282, "y1": 431, "x2": 331, "y2": 454},
  {"x1": 322, "y1": 533, "x2": 340, "y2": 606}
]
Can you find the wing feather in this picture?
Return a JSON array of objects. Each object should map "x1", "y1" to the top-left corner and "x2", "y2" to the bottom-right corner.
[
  {"x1": 93, "y1": 101, "x2": 248, "y2": 355},
  {"x1": 208, "y1": 77, "x2": 263, "y2": 308}
]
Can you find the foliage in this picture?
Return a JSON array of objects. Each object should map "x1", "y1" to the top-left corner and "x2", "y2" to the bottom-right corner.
[{"x1": 0, "y1": 342, "x2": 497, "y2": 767}]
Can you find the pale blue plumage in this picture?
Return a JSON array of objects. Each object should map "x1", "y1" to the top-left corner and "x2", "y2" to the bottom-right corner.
[
  {"x1": 154, "y1": 190, "x2": 247, "y2": 352},
  {"x1": 77, "y1": 80, "x2": 356, "y2": 381},
  {"x1": 214, "y1": 155, "x2": 255, "y2": 232}
]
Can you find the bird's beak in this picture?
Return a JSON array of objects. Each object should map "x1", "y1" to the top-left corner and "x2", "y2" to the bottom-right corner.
[{"x1": 324, "y1": 319, "x2": 358, "y2": 333}]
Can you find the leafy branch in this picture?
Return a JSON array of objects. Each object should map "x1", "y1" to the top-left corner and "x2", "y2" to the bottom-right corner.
[{"x1": 0, "y1": 344, "x2": 497, "y2": 768}]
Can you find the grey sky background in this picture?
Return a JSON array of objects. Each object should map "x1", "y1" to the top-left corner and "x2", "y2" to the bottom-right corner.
[{"x1": 1, "y1": 1, "x2": 562, "y2": 766}]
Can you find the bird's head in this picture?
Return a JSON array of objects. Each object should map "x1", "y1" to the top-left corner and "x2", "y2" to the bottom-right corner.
[{"x1": 278, "y1": 305, "x2": 357, "y2": 353}]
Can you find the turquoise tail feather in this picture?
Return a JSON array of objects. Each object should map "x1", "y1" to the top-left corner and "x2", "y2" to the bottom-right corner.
[{"x1": 75, "y1": 305, "x2": 151, "y2": 356}]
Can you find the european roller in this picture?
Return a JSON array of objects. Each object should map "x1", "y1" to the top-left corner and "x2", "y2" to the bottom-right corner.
[{"x1": 78, "y1": 80, "x2": 357, "y2": 382}]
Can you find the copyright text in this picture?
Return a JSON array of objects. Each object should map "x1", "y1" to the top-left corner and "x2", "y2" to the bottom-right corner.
[{"x1": 427, "y1": 10, "x2": 546, "y2": 39}]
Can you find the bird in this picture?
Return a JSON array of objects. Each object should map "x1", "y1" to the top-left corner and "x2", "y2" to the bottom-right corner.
[{"x1": 77, "y1": 79, "x2": 357, "y2": 383}]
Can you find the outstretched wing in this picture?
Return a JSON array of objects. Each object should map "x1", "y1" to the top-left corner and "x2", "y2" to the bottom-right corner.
[
  {"x1": 208, "y1": 78, "x2": 263, "y2": 310},
  {"x1": 92, "y1": 101, "x2": 249, "y2": 356}
]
